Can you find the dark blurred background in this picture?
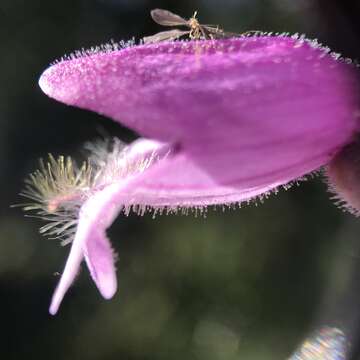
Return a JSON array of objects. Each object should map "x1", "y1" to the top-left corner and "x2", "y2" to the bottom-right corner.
[{"x1": 2, "y1": 0, "x2": 360, "y2": 359}]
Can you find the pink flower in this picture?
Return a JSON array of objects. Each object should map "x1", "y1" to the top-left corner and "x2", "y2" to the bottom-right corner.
[{"x1": 34, "y1": 35, "x2": 360, "y2": 314}]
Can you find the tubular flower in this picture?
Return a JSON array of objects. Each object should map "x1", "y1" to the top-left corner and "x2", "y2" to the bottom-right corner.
[{"x1": 33, "y1": 35, "x2": 360, "y2": 314}]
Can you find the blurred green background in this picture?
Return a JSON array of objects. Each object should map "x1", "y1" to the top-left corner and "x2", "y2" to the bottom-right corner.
[{"x1": 2, "y1": 0, "x2": 360, "y2": 359}]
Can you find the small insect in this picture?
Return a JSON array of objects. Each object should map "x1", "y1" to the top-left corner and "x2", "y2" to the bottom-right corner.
[{"x1": 143, "y1": 8, "x2": 248, "y2": 44}]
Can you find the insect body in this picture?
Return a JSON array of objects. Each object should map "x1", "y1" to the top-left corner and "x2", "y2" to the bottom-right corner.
[{"x1": 143, "y1": 8, "x2": 242, "y2": 44}]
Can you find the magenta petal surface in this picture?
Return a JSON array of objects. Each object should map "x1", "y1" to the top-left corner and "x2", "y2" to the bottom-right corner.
[
  {"x1": 39, "y1": 37, "x2": 360, "y2": 141},
  {"x1": 115, "y1": 149, "x2": 323, "y2": 206},
  {"x1": 40, "y1": 37, "x2": 360, "y2": 196}
]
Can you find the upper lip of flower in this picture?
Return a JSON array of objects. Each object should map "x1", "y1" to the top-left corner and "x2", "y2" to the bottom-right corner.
[{"x1": 34, "y1": 34, "x2": 360, "y2": 314}]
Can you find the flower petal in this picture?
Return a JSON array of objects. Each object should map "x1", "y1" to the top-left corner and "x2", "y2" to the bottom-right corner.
[
  {"x1": 39, "y1": 37, "x2": 360, "y2": 197},
  {"x1": 49, "y1": 139, "x2": 170, "y2": 314},
  {"x1": 115, "y1": 148, "x2": 329, "y2": 207},
  {"x1": 39, "y1": 36, "x2": 360, "y2": 148},
  {"x1": 48, "y1": 132, "x2": 332, "y2": 315},
  {"x1": 49, "y1": 184, "x2": 119, "y2": 315},
  {"x1": 49, "y1": 227, "x2": 85, "y2": 315},
  {"x1": 83, "y1": 230, "x2": 117, "y2": 300},
  {"x1": 41, "y1": 36, "x2": 360, "y2": 313}
]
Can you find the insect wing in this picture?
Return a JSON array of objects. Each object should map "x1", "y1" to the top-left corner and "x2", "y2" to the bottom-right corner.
[
  {"x1": 150, "y1": 9, "x2": 188, "y2": 27},
  {"x1": 203, "y1": 26, "x2": 239, "y2": 39},
  {"x1": 143, "y1": 29, "x2": 190, "y2": 44},
  {"x1": 204, "y1": 26, "x2": 260, "y2": 39}
]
